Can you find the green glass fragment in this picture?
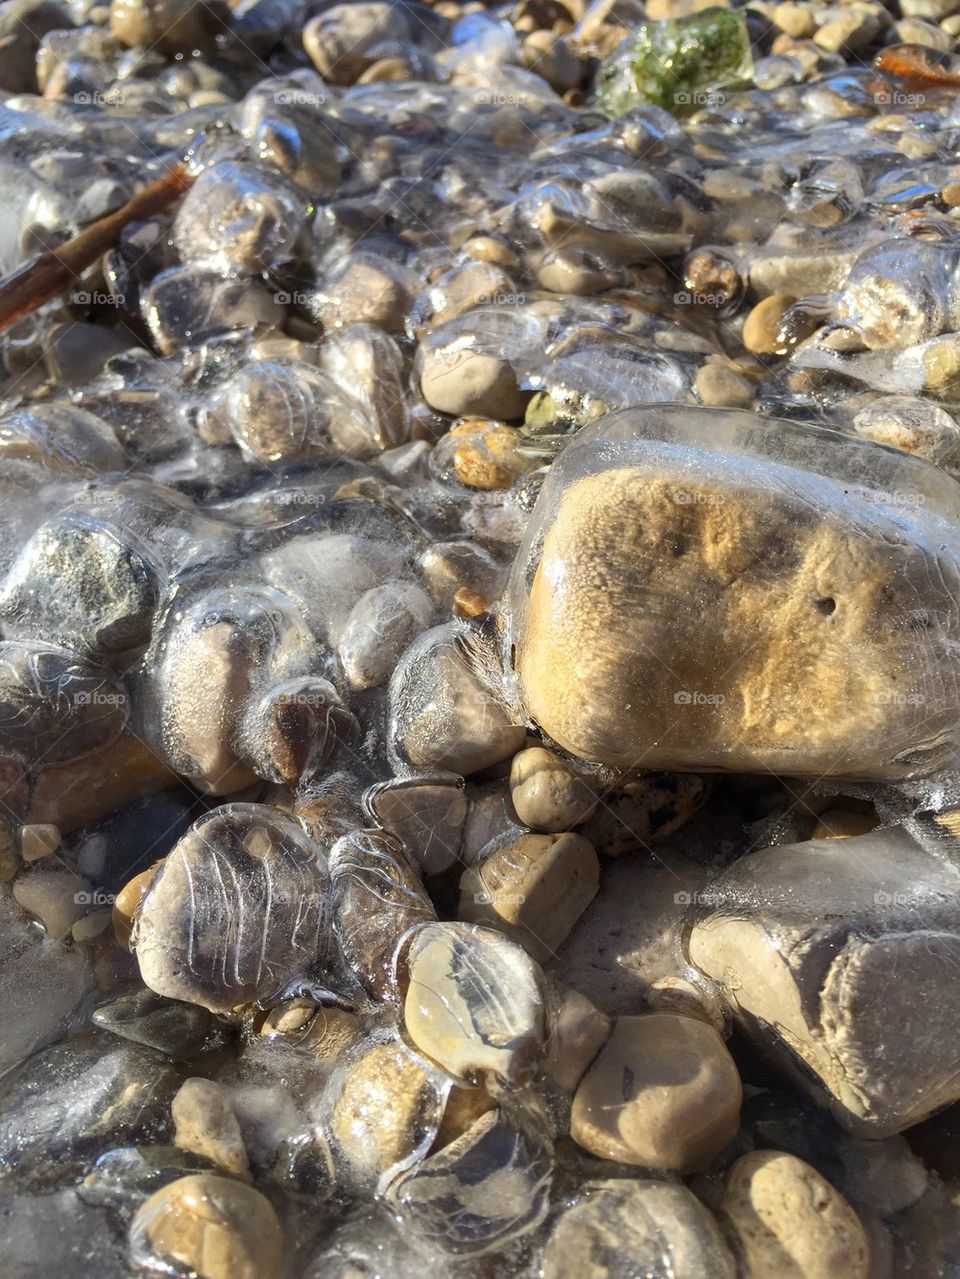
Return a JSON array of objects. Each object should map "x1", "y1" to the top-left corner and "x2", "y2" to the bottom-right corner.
[{"x1": 596, "y1": 6, "x2": 754, "y2": 118}]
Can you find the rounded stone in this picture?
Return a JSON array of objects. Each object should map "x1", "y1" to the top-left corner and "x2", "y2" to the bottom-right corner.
[
  {"x1": 131, "y1": 804, "x2": 329, "y2": 1013},
  {"x1": 420, "y1": 345, "x2": 530, "y2": 421},
  {"x1": 696, "y1": 359, "x2": 755, "y2": 408},
  {"x1": 570, "y1": 1013, "x2": 742, "y2": 1171},
  {"x1": 543, "y1": 1178, "x2": 736, "y2": 1279},
  {"x1": 388, "y1": 624, "x2": 526, "y2": 777},
  {"x1": 459, "y1": 831, "x2": 600, "y2": 963},
  {"x1": 742, "y1": 294, "x2": 795, "y2": 354},
  {"x1": 128, "y1": 1174, "x2": 282, "y2": 1279},
  {"x1": 719, "y1": 1150, "x2": 870, "y2": 1279},
  {"x1": 404, "y1": 922, "x2": 546, "y2": 1088},
  {"x1": 329, "y1": 1038, "x2": 444, "y2": 1183},
  {"x1": 509, "y1": 746, "x2": 598, "y2": 832}
]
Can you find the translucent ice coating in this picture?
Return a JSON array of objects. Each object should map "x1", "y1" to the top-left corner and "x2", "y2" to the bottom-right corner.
[
  {"x1": 686, "y1": 818, "x2": 960, "y2": 1136},
  {"x1": 501, "y1": 406, "x2": 960, "y2": 780}
]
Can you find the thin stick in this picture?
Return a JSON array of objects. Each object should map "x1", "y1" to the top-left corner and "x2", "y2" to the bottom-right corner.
[{"x1": 0, "y1": 163, "x2": 195, "y2": 333}]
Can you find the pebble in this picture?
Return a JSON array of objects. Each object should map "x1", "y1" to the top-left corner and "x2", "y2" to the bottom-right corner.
[
  {"x1": 12, "y1": 868, "x2": 91, "y2": 941},
  {"x1": 337, "y1": 582, "x2": 433, "y2": 690},
  {"x1": 0, "y1": 1033, "x2": 181, "y2": 1185},
  {"x1": 742, "y1": 293, "x2": 795, "y2": 354},
  {"x1": 420, "y1": 344, "x2": 530, "y2": 421},
  {"x1": 851, "y1": 395, "x2": 960, "y2": 465},
  {"x1": 172, "y1": 1077, "x2": 249, "y2": 1177},
  {"x1": 18, "y1": 823, "x2": 60, "y2": 862},
  {"x1": 543, "y1": 982, "x2": 611, "y2": 1093},
  {"x1": 696, "y1": 358, "x2": 755, "y2": 407},
  {"x1": 720, "y1": 1150, "x2": 870, "y2": 1279},
  {"x1": 543, "y1": 1178, "x2": 736, "y2": 1279},
  {"x1": 113, "y1": 860, "x2": 163, "y2": 949},
  {"x1": 389, "y1": 623, "x2": 526, "y2": 776},
  {"x1": 109, "y1": 0, "x2": 220, "y2": 52},
  {"x1": 570, "y1": 1013, "x2": 742, "y2": 1171},
  {"x1": 173, "y1": 162, "x2": 304, "y2": 275},
  {"x1": 129, "y1": 1174, "x2": 283, "y2": 1279},
  {"x1": 508, "y1": 746, "x2": 598, "y2": 832},
  {"x1": 459, "y1": 831, "x2": 600, "y2": 962},
  {"x1": 364, "y1": 774, "x2": 468, "y2": 876},
  {"x1": 814, "y1": 7, "x2": 882, "y2": 52},
  {"x1": 772, "y1": 1, "x2": 816, "y2": 37},
  {"x1": 386, "y1": 1108, "x2": 553, "y2": 1254},
  {"x1": 509, "y1": 412, "x2": 960, "y2": 778},
  {"x1": 328, "y1": 1037, "x2": 444, "y2": 1184},
  {"x1": 434, "y1": 419, "x2": 533, "y2": 491},
  {"x1": 312, "y1": 253, "x2": 415, "y2": 334},
  {"x1": 521, "y1": 30, "x2": 582, "y2": 92},
  {"x1": 132, "y1": 804, "x2": 329, "y2": 1013},
  {"x1": 329, "y1": 829, "x2": 436, "y2": 1000},
  {"x1": 404, "y1": 921, "x2": 546, "y2": 1088},
  {"x1": 92, "y1": 986, "x2": 223, "y2": 1057},
  {"x1": 303, "y1": 2, "x2": 409, "y2": 84}
]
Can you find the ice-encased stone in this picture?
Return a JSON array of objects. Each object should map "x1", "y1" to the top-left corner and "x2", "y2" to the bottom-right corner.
[
  {"x1": 131, "y1": 804, "x2": 330, "y2": 1013},
  {"x1": 501, "y1": 405, "x2": 960, "y2": 780},
  {"x1": 542, "y1": 1178, "x2": 736, "y2": 1279},
  {"x1": 0, "y1": 890, "x2": 94, "y2": 1073},
  {"x1": 686, "y1": 818, "x2": 960, "y2": 1135},
  {"x1": 0, "y1": 1032, "x2": 181, "y2": 1185}
]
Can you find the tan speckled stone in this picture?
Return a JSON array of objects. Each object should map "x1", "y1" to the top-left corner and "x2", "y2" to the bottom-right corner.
[{"x1": 720, "y1": 1150, "x2": 870, "y2": 1279}]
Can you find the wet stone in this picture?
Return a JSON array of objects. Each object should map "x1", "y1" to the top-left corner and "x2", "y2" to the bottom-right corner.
[
  {"x1": 542, "y1": 1178, "x2": 737, "y2": 1279},
  {"x1": 132, "y1": 804, "x2": 330, "y2": 1014},
  {"x1": 459, "y1": 830, "x2": 600, "y2": 963},
  {"x1": 570, "y1": 1013, "x2": 742, "y2": 1171},
  {"x1": 720, "y1": 1150, "x2": 870, "y2": 1279},
  {"x1": 404, "y1": 921, "x2": 547, "y2": 1088},
  {"x1": 509, "y1": 746, "x2": 598, "y2": 832},
  {"x1": 128, "y1": 1174, "x2": 283, "y2": 1279},
  {"x1": 386, "y1": 1108, "x2": 553, "y2": 1255},
  {"x1": 0, "y1": 1033, "x2": 181, "y2": 1187},
  {"x1": 505, "y1": 407, "x2": 960, "y2": 779},
  {"x1": 92, "y1": 987, "x2": 226, "y2": 1058},
  {"x1": 172, "y1": 1077, "x2": 249, "y2": 1177},
  {"x1": 687, "y1": 821, "x2": 960, "y2": 1135},
  {"x1": 329, "y1": 829, "x2": 436, "y2": 1000}
]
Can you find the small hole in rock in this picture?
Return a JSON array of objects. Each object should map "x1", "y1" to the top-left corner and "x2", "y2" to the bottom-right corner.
[{"x1": 816, "y1": 597, "x2": 836, "y2": 616}]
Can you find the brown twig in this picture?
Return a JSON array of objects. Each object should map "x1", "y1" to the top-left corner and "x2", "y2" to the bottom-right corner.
[{"x1": 0, "y1": 163, "x2": 196, "y2": 334}]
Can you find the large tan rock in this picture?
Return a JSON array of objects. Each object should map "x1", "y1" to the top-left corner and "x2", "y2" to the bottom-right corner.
[{"x1": 506, "y1": 409, "x2": 960, "y2": 779}]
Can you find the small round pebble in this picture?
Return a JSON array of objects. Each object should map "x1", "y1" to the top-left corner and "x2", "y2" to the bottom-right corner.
[
  {"x1": 509, "y1": 746, "x2": 598, "y2": 832},
  {"x1": 742, "y1": 294, "x2": 795, "y2": 355},
  {"x1": 719, "y1": 1150, "x2": 870, "y2": 1279},
  {"x1": 172, "y1": 1078, "x2": 249, "y2": 1177},
  {"x1": 420, "y1": 345, "x2": 530, "y2": 421}
]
